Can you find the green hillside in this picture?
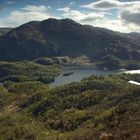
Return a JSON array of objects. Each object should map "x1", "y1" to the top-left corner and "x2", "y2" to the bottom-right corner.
[
  {"x1": 0, "y1": 61, "x2": 61, "y2": 83},
  {"x1": 0, "y1": 72, "x2": 140, "y2": 140}
]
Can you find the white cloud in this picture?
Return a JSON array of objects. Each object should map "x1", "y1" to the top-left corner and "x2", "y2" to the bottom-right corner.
[
  {"x1": 58, "y1": 7, "x2": 105, "y2": 21},
  {"x1": 0, "y1": 5, "x2": 56, "y2": 27},
  {"x1": 22, "y1": 5, "x2": 48, "y2": 12},
  {"x1": 80, "y1": 0, "x2": 140, "y2": 11},
  {"x1": 58, "y1": 7, "x2": 70, "y2": 13},
  {"x1": 84, "y1": 18, "x2": 140, "y2": 33},
  {"x1": 81, "y1": 0, "x2": 120, "y2": 10},
  {"x1": 57, "y1": 6, "x2": 140, "y2": 33},
  {"x1": 120, "y1": 11, "x2": 140, "y2": 26},
  {"x1": 79, "y1": 0, "x2": 140, "y2": 32},
  {"x1": 0, "y1": 2, "x2": 140, "y2": 33},
  {"x1": 119, "y1": 4, "x2": 140, "y2": 26}
]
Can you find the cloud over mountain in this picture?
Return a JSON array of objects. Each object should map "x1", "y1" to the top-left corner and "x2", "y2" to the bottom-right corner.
[
  {"x1": 0, "y1": 0, "x2": 140, "y2": 33},
  {"x1": 0, "y1": 5, "x2": 56, "y2": 27}
]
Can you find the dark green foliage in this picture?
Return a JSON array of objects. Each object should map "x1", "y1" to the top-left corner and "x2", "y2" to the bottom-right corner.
[
  {"x1": 0, "y1": 61, "x2": 61, "y2": 83},
  {"x1": 0, "y1": 84, "x2": 12, "y2": 109},
  {"x1": 0, "y1": 113, "x2": 49, "y2": 140},
  {"x1": 35, "y1": 57, "x2": 55, "y2": 65},
  {"x1": 96, "y1": 55, "x2": 122, "y2": 70},
  {"x1": 0, "y1": 72, "x2": 140, "y2": 140},
  {"x1": 3, "y1": 81, "x2": 48, "y2": 94},
  {"x1": 124, "y1": 61, "x2": 140, "y2": 70},
  {"x1": 21, "y1": 74, "x2": 140, "y2": 135},
  {"x1": 110, "y1": 73, "x2": 140, "y2": 83}
]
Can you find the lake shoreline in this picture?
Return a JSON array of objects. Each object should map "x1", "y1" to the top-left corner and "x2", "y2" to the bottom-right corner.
[
  {"x1": 61, "y1": 64, "x2": 140, "y2": 71},
  {"x1": 48, "y1": 65, "x2": 140, "y2": 87}
]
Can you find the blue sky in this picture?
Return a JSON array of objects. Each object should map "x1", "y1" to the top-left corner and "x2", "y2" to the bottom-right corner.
[{"x1": 0, "y1": 0, "x2": 140, "y2": 32}]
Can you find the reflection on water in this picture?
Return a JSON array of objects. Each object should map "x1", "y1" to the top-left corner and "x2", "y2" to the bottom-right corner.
[{"x1": 49, "y1": 66, "x2": 126, "y2": 87}]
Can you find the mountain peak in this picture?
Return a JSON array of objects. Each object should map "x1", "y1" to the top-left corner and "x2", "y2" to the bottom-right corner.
[
  {"x1": 61, "y1": 18, "x2": 79, "y2": 24},
  {"x1": 40, "y1": 18, "x2": 81, "y2": 31},
  {"x1": 0, "y1": 18, "x2": 140, "y2": 61},
  {"x1": 41, "y1": 18, "x2": 80, "y2": 26},
  {"x1": 42, "y1": 18, "x2": 59, "y2": 23}
]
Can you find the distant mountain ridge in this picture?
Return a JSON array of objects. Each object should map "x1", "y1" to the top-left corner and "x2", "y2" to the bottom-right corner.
[
  {"x1": 0, "y1": 18, "x2": 140, "y2": 62},
  {"x1": 0, "y1": 28, "x2": 12, "y2": 36}
]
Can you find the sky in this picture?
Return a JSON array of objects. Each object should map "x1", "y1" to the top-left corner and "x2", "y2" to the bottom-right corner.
[{"x1": 0, "y1": 0, "x2": 140, "y2": 33}]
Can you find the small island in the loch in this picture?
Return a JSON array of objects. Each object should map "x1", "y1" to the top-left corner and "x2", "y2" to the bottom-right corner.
[{"x1": 63, "y1": 72, "x2": 74, "y2": 76}]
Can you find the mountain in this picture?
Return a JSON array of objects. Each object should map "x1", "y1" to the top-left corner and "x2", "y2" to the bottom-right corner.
[
  {"x1": 0, "y1": 18, "x2": 140, "y2": 62},
  {"x1": 126, "y1": 32, "x2": 140, "y2": 44},
  {"x1": 0, "y1": 28, "x2": 12, "y2": 36}
]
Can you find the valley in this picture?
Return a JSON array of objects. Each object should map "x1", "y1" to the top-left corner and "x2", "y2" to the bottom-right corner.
[
  {"x1": 0, "y1": 65, "x2": 140, "y2": 139},
  {"x1": 0, "y1": 59, "x2": 140, "y2": 140},
  {"x1": 0, "y1": 19, "x2": 140, "y2": 71},
  {"x1": 0, "y1": 18, "x2": 140, "y2": 140}
]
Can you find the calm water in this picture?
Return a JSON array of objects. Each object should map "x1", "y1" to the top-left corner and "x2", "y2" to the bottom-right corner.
[{"x1": 49, "y1": 66, "x2": 126, "y2": 87}]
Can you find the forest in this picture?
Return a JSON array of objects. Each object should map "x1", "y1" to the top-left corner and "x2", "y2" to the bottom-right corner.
[{"x1": 0, "y1": 61, "x2": 140, "y2": 140}]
